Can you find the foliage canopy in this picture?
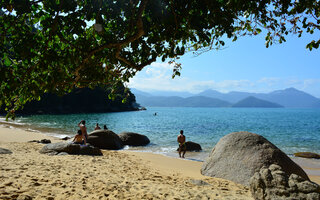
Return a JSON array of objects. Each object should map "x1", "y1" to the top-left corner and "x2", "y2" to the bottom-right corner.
[{"x1": 1, "y1": 0, "x2": 319, "y2": 118}]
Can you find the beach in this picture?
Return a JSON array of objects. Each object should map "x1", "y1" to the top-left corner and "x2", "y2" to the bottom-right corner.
[{"x1": 0, "y1": 125, "x2": 319, "y2": 200}]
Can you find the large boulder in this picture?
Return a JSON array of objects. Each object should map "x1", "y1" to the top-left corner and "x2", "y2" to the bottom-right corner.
[
  {"x1": 250, "y1": 164, "x2": 320, "y2": 200},
  {"x1": 118, "y1": 132, "x2": 150, "y2": 146},
  {"x1": 87, "y1": 130, "x2": 123, "y2": 150},
  {"x1": 176, "y1": 141, "x2": 202, "y2": 152},
  {"x1": 39, "y1": 142, "x2": 102, "y2": 156},
  {"x1": 201, "y1": 132, "x2": 309, "y2": 186}
]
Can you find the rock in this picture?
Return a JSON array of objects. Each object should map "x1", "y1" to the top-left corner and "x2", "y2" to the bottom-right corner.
[
  {"x1": 28, "y1": 139, "x2": 51, "y2": 144},
  {"x1": 87, "y1": 130, "x2": 123, "y2": 150},
  {"x1": 0, "y1": 147, "x2": 12, "y2": 154},
  {"x1": 250, "y1": 164, "x2": 320, "y2": 200},
  {"x1": 201, "y1": 132, "x2": 309, "y2": 186},
  {"x1": 139, "y1": 107, "x2": 147, "y2": 110},
  {"x1": 118, "y1": 132, "x2": 150, "y2": 146},
  {"x1": 294, "y1": 152, "x2": 320, "y2": 159},
  {"x1": 176, "y1": 141, "x2": 202, "y2": 152},
  {"x1": 39, "y1": 142, "x2": 102, "y2": 156},
  {"x1": 61, "y1": 136, "x2": 71, "y2": 140},
  {"x1": 40, "y1": 139, "x2": 51, "y2": 144},
  {"x1": 189, "y1": 179, "x2": 210, "y2": 186}
]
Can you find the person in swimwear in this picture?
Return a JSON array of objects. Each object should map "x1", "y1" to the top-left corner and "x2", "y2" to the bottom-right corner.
[
  {"x1": 73, "y1": 130, "x2": 85, "y2": 145},
  {"x1": 78, "y1": 120, "x2": 88, "y2": 145},
  {"x1": 177, "y1": 130, "x2": 186, "y2": 158},
  {"x1": 94, "y1": 123, "x2": 101, "y2": 130}
]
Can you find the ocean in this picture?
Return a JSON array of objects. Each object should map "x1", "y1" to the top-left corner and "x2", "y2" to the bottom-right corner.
[{"x1": 1, "y1": 107, "x2": 320, "y2": 161}]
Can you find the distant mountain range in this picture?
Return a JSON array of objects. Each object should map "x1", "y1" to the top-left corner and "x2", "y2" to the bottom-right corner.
[
  {"x1": 132, "y1": 88, "x2": 320, "y2": 108},
  {"x1": 232, "y1": 96, "x2": 283, "y2": 108}
]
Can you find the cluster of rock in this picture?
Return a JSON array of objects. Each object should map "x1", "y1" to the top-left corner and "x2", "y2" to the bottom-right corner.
[
  {"x1": 200, "y1": 131, "x2": 320, "y2": 199},
  {"x1": 39, "y1": 130, "x2": 153, "y2": 156},
  {"x1": 39, "y1": 130, "x2": 203, "y2": 156},
  {"x1": 39, "y1": 142, "x2": 102, "y2": 156},
  {"x1": 86, "y1": 130, "x2": 151, "y2": 150},
  {"x1": 250, "y1": 164, "x2": 320, "y2": 200}
]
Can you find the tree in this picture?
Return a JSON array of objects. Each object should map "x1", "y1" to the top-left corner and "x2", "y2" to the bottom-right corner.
[{"x1": 1, "y1": 0, "x2": 319, "y2": 118}]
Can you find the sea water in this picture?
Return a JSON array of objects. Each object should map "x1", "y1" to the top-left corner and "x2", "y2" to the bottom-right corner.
[{"x1": 1, "y1": 107, "x2": 320, "y2": 161}]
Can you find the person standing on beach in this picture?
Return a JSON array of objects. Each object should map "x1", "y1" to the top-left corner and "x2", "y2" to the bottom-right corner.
[
  {"x1": 177, "y1": 130, "x2": 186, "y2": 158},
  {"x1": 78, "y1": 120, "x2": 88, "y2": 145}
]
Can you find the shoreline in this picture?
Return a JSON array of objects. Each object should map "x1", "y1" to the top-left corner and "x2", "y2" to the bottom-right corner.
[
  {"x1": 1, "y1": 124, "x2": 320, "y2": 199},
  {"x1": 0, "y1": 124, "x2": 320, "y2": 184}
]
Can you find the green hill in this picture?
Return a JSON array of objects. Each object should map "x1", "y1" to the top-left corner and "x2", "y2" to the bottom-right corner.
[{"x1": 14, "y1": 87, "x2": 139, "y2": 114}]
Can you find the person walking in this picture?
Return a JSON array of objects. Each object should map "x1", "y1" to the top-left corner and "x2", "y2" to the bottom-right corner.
[{"x1": 177, "y1": 130, "x2": 186, "y2": 158}]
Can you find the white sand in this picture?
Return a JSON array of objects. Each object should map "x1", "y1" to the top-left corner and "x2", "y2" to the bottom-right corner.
[
  {"x1": 0, "y1": 124, "x2": 319, "y2": 199},
  {"x1": 0, "y1": 125, "x2": 252, "y2": 199}
]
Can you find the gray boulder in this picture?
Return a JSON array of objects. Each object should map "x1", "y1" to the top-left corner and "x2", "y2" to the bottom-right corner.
[
  {"x1": 176, "y1": 141, "x2": 202, "y2": 152},
  {"x1": 0, "y1": 147, "x2": 12, "y2": 154},
  {"x1": 118, "y1": 132, "x2": 150, "y2": 146},
  {"x1": 201, "y1": 132, "x2": 309, "y2": 186},
  {"x1": 39, "y1": 142, "x2": 102, "y2": 156},
  {"x1": 250, "y1": 164, "x2": 320, "y2": 200},
  {"x1": 87, "y1": 130, "x2": 123, "y2": 150}
]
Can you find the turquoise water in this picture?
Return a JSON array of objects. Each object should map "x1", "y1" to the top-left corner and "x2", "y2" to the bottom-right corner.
[{"x1": 2, "y1": 107, "x2": 320, "y2": 160}]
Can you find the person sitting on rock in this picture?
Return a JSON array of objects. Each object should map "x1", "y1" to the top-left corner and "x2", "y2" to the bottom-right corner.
[
  {"x1": 103, "y1": 125, "x2": 108, "y2": 130},
  {"x1": 73, "y1": 130, "x2": 85, "y2": 145},
  {"x1": 95, "y1": 123, "x2": 101, "y2": 130}
]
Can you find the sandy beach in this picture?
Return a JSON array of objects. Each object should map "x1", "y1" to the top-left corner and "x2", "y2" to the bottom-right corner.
[{"x1": 0, "y1": 125, "x2": 319, "y2": 199}]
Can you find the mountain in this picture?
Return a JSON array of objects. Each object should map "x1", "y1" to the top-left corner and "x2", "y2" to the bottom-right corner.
[
  {"x1": 198, "y1": 90, "x2": 256, "y2": 103},
  {"x1": 130, "y1": 88, "x2": 153, "y2": 97},
  {"x1": 232, "y1": 96, "x2": 283, "y2": 108},
  {"x1": 135, "y1": 95, "x2": 185, "y2": 107},
  {"x1": 132, "y1": 87, "x2": 320, "y2": 108},
  {"x1": 181, "y1": 96, "x2": 231, "y2": 107},
  {"x1": 254, "y1": 88, "x2": 320, "y2": 108},
  {"x1": 197, "y1": 88, "x2": 320, "y2": 108},
  {"x1": 136, "y1": 90, "x2": 194, "y2": 98},
  {"x1": 134, "y1": 94, "x2": 231, "y2": 107}
]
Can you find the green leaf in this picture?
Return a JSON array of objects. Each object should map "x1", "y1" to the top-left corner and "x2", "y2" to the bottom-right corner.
[{"x1": 3, "y1": 54, "x2": 12, "y2": 66}]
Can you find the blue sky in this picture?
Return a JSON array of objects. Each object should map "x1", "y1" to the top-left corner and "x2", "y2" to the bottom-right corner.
[{"x1": 129, "y1": 32, "x2": 320, "y2": 98}]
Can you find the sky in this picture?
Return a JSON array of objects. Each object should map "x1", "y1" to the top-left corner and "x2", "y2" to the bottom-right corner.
[{"x1": 128, "y1": 31, "x2": 320, "y2": 98}]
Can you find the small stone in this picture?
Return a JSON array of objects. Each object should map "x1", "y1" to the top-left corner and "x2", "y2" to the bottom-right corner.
[
  {"x1": 189, "y1": 179, "x2": 210, "y2": 186},
  {"x1": 0, "y1": 147, "x2": 12, "y2": 154}
]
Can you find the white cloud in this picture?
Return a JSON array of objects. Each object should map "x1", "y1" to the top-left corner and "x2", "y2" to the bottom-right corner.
[
  {"x1": 258, "y1": 77, "x2": 281, "y2": 86},
  {"x1": 128, "y1": 63, "x2": 320, "y2": 97}
]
